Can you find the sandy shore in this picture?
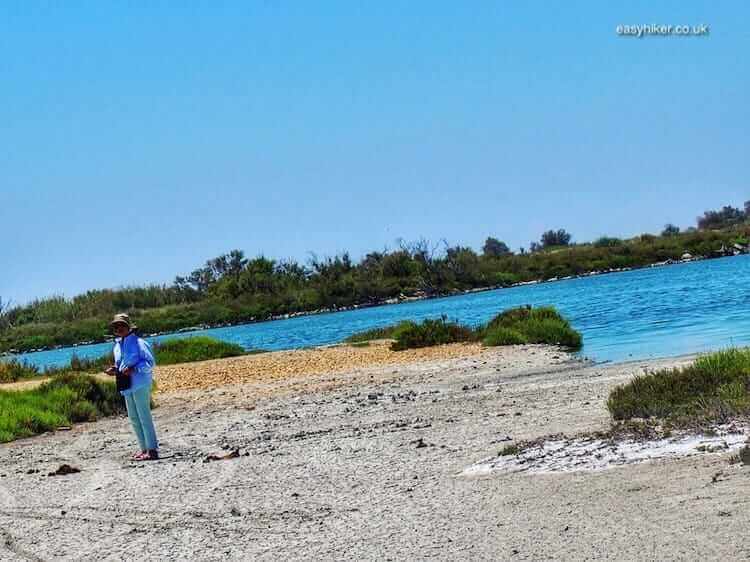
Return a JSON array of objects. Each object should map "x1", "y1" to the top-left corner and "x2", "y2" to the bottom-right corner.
[{"x1": 1, "y1": 344, "x2": 749, "y2": 561}]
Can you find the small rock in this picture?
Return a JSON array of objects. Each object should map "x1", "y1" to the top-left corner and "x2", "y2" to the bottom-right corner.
[
  {"x1": 203, "y1": 449, "x2": 241, "y2": 463},
  {"x1": 48, "y1": 464, "x2": 81, "y2": 477}
]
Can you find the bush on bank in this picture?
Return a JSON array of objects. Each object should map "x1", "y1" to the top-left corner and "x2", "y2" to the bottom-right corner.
[
  {"x1": 390, "y1": 317, "x2": 476, "y2": 351},
  {"x1": 345, "y1": 306, "x2": 583, "y2": 352},
  {"x1": 480, "y1": 306, "x2": 582, "y2": 350},
  {"x1": 607, "y1": 348, "x2": 750, "y2": 426},
  {"x1": 152, "y1": 336, "x2": 248, "y2": 365}
]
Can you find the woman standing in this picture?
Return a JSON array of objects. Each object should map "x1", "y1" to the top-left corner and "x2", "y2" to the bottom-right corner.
[{"x1": 106, "y1": 313, "x2": 159, "y2": 461}]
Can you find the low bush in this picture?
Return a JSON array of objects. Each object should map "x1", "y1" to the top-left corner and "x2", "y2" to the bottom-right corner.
[
  {"x1": 344, "y1": 322, "x2": 413, "y2": 343},
  {"x1": 390, "y1": 316, "x2": 475, "y2": 351},
  {"x1": 607, "y1": 348, "x2": 750, "y2": 425},
  {"x1": 152, "y1": 336, "x2": 248, "y2": 365},
  {"x1": 0, "y1": 374, "x2": 125, "y2": 442},
  {"x1": 482, "y1": 327, "x2": 528, "y2": 346},
  {"x1": 0, "y1": 360, "x2": 40, "y2": 383},
  {"x1": 481, "y1": 306, "x2": 582, "y2": 349}
]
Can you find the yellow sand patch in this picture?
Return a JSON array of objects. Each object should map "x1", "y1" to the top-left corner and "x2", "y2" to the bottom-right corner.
[{"x1": 154, "y1": 341, "x2": 484, "y2": 393}]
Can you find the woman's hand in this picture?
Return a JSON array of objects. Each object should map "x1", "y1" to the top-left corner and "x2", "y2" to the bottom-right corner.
[
  {"x1": 122, "y1": 366, "x2": 134, "y2": 377},
  {"x1": 105, "y1": 366, "x2": 117, "y2": 376}
]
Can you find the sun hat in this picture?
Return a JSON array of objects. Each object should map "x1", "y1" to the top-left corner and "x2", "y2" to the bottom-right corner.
[{"x1": 109, "y1": 313, "x2": 136, "y2": 330}]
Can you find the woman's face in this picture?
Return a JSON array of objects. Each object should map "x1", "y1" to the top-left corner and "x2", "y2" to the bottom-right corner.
[{"x1": 112, "y1": 323, "x2": 129, "y2": 338}]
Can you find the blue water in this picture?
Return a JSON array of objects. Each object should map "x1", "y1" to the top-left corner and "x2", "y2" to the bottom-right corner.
[{"x1": 11, "y1": 255, "x2": 750, "y2": 370}]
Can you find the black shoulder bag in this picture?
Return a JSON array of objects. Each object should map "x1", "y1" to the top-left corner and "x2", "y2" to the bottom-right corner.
[{"x1": 115, "y1": 368, "x2": 132, "y2": 392}]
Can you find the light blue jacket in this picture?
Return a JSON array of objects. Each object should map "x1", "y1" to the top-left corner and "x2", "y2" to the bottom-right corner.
[{"x1": 113, "y1": 332, "x2": 155, "y2": 396}]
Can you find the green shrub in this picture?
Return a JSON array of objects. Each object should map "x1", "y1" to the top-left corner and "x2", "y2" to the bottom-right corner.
[
  {"x1": 0, "y1": 374, "x2": 125, "y2": 442},
  {"x1": 390, "y1": 316, "x2": 475, "y2": 351},
  {"x1": 344, "y1": 322, "x2": 413, "y2": 343},
  {"x1": 481, "y1": 306, "x2": 582, "y2": 349},
  {"x1": 483, "y1": 327, "x2": 528, "y2": 346},
  {"x1": 152, "y1": 336, "x2": 248, "y2": 365},
  {"x1": 607, "y1": 348, "x2": 750, "y2": 425}
]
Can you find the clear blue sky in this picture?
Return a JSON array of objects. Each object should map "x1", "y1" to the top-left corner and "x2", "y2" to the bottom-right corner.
[{"x1": 2, "y1": 1, "x2": 748, "y2": 305}]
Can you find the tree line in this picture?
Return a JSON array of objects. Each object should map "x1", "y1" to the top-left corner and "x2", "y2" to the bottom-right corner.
[{"x1": 1, "y1": 199, "x2": 748, "y2": 352}]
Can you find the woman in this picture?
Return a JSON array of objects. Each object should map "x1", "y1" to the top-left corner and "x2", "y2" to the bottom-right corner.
[{"x1": 105, "y1": 313, "x2": 159, "y2": 461}]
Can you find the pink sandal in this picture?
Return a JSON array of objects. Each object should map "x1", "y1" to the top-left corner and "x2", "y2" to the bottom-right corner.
[{"x1": 133, "y1": 450, "x2": 159, "y2": 461}]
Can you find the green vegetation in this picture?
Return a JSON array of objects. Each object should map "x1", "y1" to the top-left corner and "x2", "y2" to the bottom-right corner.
[
  {"x1": 345, "y1": 306, "x2": 582, "y2": 352},
  {"x1": 390, "y1": 317, "x2": 476, "y2": 351},
  {"x1": 0, "y1": 336, "x2": 246, "y2": 444},
  {"x1": 607, "y1": 348, "x2": 750, "y2": 426},
  {"x1": 2, "y1": 200, "x2": 749, "y2": 353},
  {"x1": 345, "y1": 318, "x2": 475, "y2": 350},
  {"x1": 152, "y1": 336, "x2": 248, "y2": 365},
  {"x1": 0, "y1": 374, "x2": 125, "y2": 442},
  {"x1": 344, "y1": 323, "x2": 411, "y2": 343},
  {"x1": 498, "y1": 444, "x2": 520, "y2": 456},
  {"x1": 0, "y1": 336, "x2": 251, "y2": 384},
  {"x1": 480, "y1": 306, "x2": 582, "y2": 349}
]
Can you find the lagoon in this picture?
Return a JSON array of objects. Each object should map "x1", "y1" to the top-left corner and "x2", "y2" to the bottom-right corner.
[{"x1": 13, "y1": 255, "x2": 750, "y2": 370}]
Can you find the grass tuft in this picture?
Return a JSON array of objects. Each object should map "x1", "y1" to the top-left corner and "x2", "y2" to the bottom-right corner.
[
  {"x1": 607, "y1": 348, "x2": 750, "y2": 426},
  {"x1": 498, "y1": 443, "x2": 520, "y2": 456},
  {"x1": 0, "y1": 374, "x2": 125, "y2": 442}
]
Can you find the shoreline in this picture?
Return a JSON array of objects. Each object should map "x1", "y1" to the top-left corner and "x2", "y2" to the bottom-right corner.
[
  {"x1": 1, "y1": 339, "x2": 717, "y2": 393},
  {"x1": 4, "y1": 252, "x2": 745, "y2": 359}
]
